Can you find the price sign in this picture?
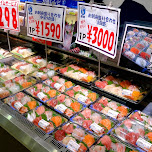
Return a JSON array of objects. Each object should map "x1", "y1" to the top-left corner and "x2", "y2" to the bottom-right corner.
[
  {"x1": 0, "y1": 0, "x2": 20, "y2": 31},
  {"x1": 26, "y1": 2, "x2": 66, "y2": 43},
  {"x1": 76, "y1": 3, "x2": 120, "y2": 59}
]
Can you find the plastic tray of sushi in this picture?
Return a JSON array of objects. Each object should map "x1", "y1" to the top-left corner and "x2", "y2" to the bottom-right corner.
[
  {"x1": 26, "y1": 55, "x2": 47, "y2": 68},
  {"x1": 13, "y1": 75, "x2": 37, "y2": 89},
  {"x1": 90, "y1": 96, "x2": 131, "y2": 121},
  {"x1": 25, "y1": 105, "x2": 67, "y2": 134},
  {"x1": 89, "y1": 135, "x2": 140, "y2": 152},
  {"x1": 94, "y1": 73, "x2": 150, "y2": 104},
  {"x1": 0, "y1": 79, "x2": 32, "y2": 99},
  {"x1": 11, "y1": 61, "x2": 37, "y2": 75},
  {"x1": 0, "y1": 64, "x2": 21, "y2": 81},
  {"x1": 71, "y1": 108, "x2": 116, "y2": 137},
  {"x1": 65, "y1": 85, "x2": 99, "y2": 106},
  {"x1": 43, "y1": 75, "x2": 75, "y2": 93},
  {"x1": 30, "y1": 62, "x2": 61, "y2": 80},
  {"x1": 0, "y1": 48, "x2": 12, "y2": 59},
  {"x1": 111, "y1": 119, "x2": 152, "y2": 151},
  {"x1": 11, "y1": 46, "x2": 34, "y2": 58},
  {"x1": 129, "y1": 110, "x2": 152, "y2": 129},
  {"x1": 4, "y1": 92, "x2": 41, "y2": 114},
  {"x1": 59, "y1": 63, "x2": 97, "y2": 84},
  {"x1": 52, "y1": 122, "x2": 97, "y2": 152},
  {"x1": 46, "y1": 94, "x2": 84, "y2": 118},
  {"x1": 25, "y1": 83, "x2": 60, "y2": 102}
]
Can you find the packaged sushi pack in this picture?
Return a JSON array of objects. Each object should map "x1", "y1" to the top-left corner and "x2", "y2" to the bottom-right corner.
[
  {"x1": 0, "y1": 65, "x2": 21, "y2": 81},
  {"x1": 72, "y1": 108, "x2": 115, "y2": 136},
  {"x1": 65, "y1": 85, "x2": 99, "y2": 106},
  {"x1": 25, "y1": 83, "x2": 60, "y2": 102},
  {"x1": 59, "y1": 64, "x2": 96, "y2": 83},
  {"x1": 4, "y1": 92, "x2": 41, "y2": 114},
  {"x1": 112, "y1": 119, "x2": 152, "y2": 151},
  {"x1": 0, "y1": 48, "x2": 12, "y2": 59},
  {"x1": 94, "y1": 75, "x2": 147, "y2": 102},
  {"x1": 53, "y1": 122, "x2": 97, "y2": 152},
  {"x1": 89, "y1": 135, "x2": 139, "y2": 152},
  {"x1": 44, "y1": 75, "x2": 75, "y2": 93},
  {"x1": 46, "y1": 94, "x2": 83, "y2": 118},
  {"x1": 11, "y1": 46, "x2": 34, "y2": 58},
  {"x1": 26, "y1": 56, "x2": 47, "y2": 68},
  {"x1": 91, "y1": 96, "x2": 131, "y2": 121},
  {"x1": 129, "y1": 110, "x2": 152, "y2": 129},
  {"x1": 25, "y1": 105, "x2": 67, "y2": 134},
  {"x1": 31, "y1": 62, "x2": 61, "y2": 80},
  {"x1": 11, "y1": 61, "x2": 37, "y2": 75},
  {"x1": 0, "y1": 86, "x2": 11, "y2": 99},
  {"x1": 13, "y1": 75, "x2": 37, "y2": 89}
]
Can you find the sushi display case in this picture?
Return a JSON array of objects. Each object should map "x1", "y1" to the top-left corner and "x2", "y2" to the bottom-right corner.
[{"x1": 0, "y1": 33, "x2": 152, "y2": 152}]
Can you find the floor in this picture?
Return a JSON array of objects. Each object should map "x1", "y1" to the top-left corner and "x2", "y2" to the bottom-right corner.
[{"x1": 0, "y1": 126, "x2": 30, "y2": 152}]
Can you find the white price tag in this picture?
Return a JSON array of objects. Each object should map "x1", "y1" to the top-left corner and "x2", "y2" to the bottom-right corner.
[
  {"x1": 14, "y1": 101, "x2": 23, "y2": 110},
  {"x1": 136, "y1": 137, "x2": 152, "y2": 151},
  {"x1": 47, "y1": 70, "x2": 55, "y2": 77},
  {"x1": 55, "y1": 104, "x2": 67, "y2": 113},
  {"x1": 106, "y1": 109, "x2": 119, "y2": 119},
  {"x1": 78, "y1": 95, "x2": 87, "y2": 102},
  {"x1": 54, "y1": 83, "x2": 62, "y2": 90},
  {"x1": 90, "y1": 122, "x2": 104, "y2": 134},
  {"x1": 76, "y1": 3, "x2": 120, "y2": 59},
  {"x1": 38, "y1": 119, "x2": 50, "y2": 129},
  {"x1": 36, "y1": 72, "x2": 44, "y2": 77},
  {"x1": 37, "y1": 92, "x2": 47, "y2": 100},
  {"x1": 67, "y1": 140, "x2": 80, "y2": 152},
  {"x1": 1, "y1": 72, "x2": 6, "y2": 76},
  {"x1": 0, "y1": 0, "x2": 20, "y2": 31},
  {"x1": 26, "y1": 2, "x2": 66, "y2": 43},
  {"x1": 36, "y1": 59, "x2": 43, "y2": 63},
  {"x1": 122, "y1": 89, "x2": 133, "y2": 96}
]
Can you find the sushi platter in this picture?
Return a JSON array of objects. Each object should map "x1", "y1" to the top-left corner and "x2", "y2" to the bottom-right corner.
[
  {"x1": 44, "y1": 75, "x2": 75, "y2": 93},
  {"x1": 0, "y1": 44, "x2": 152, "y2": 152},
  {"x1": 52, "y1": 122, "x2": 97, "y2": 152},
  {"x1": 71, "y1": 108, "x2": 116, "y2": 137},
  {"x1": 93, "y1": 72, "x2": 151, "y2": 104},
  {"x1": 90, "y1": 96, "x2": 131, "y2": 121},
  {"x1": 65, "y1": 85, "x2": 99, "y2": 106}
]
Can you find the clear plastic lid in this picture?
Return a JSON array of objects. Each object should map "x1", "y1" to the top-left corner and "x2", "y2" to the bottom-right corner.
[
  {"x1": 72, "y1": 108, "x2": 115, "y2": 136},
  {"x1": 89, "y1": 135, "x2": 139, "y2": 152},
  {"x1": 113, "y1": 119, "x2": 152, "y2": 151},
  {"x1": 92, "y1": 96, "x2": 131, "y2": 121}
]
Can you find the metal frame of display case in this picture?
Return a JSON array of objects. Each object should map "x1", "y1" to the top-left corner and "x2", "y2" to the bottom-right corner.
[{"x1": 0, "y1": 101, "x2": 71, "y2": 152}]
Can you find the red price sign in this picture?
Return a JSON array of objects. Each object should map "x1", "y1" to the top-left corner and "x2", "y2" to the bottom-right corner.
[
  {"x1": 26, "y1": 3, "x2": 66, "y2": 43},
  {"x1": 0, "y1": 0, "x2": 20, "y2": 31},
  {"x1": 76, "y1": 3, "x2": 120, "y2": 59}
]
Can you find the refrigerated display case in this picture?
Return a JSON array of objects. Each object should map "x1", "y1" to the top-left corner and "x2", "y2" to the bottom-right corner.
[{"x1": 0, "y1": 31, "x2": 152, "y2": 152}]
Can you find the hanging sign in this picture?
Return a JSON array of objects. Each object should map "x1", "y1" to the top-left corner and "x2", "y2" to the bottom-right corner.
[
  {"x1": 0, "y1": 0, "x2": 20, "y2": 31},
  {"x1": 76, "y1": 2, "x2": 120, "y2": 59},
  {"x1": 26, "y1": 2, "x2": 66, "y2": 43}
]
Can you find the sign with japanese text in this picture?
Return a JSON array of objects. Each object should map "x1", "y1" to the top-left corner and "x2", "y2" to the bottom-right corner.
[
  {"x1": 0, "y1": 0, "x2": 20, "y2": 31},
  {"x1": 26, "y1": 2, "x2": 66, "y2": 43},
  {"x1": 76, "y1": 3, "x2": 120, "y2": 59}
]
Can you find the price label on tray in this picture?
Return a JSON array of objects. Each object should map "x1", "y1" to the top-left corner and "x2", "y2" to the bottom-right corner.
[
  {"x1": 107, "y1": 109, "x2": 119, "y2": 119},
  {"x1": 0, "y1": 0, "x2": 20, "y2": 31},
  {"x1": 76, "y1": 2, "x2": 120, "y2": 59},
  {"x1": 37, "y1": 92, "x2": 47, "y2": 100},
  {"x1": 38, "y1": 119, "x2": 50, "y2": 129},
  {"x1": 78, "y1": 94, "x2": 87, "y2": 103},
  {"x1": 14, "y1": 101, "x2": 23, "y2": 110},
  {"x1": 90, "y1": 122, "x2": 104, "y2": 134},
  {"x1": 67, "y1": 139, "x2": 80, "y2": 152},
  {"x1": 55, "y1": 104, "x2": 67, "y2": 113},
  {"x1": 136, "y1": 137, "x2": 152, "y2": 151},
  {"x1": 26, "y1": 2, "x2": 66, "y2": 43}
]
